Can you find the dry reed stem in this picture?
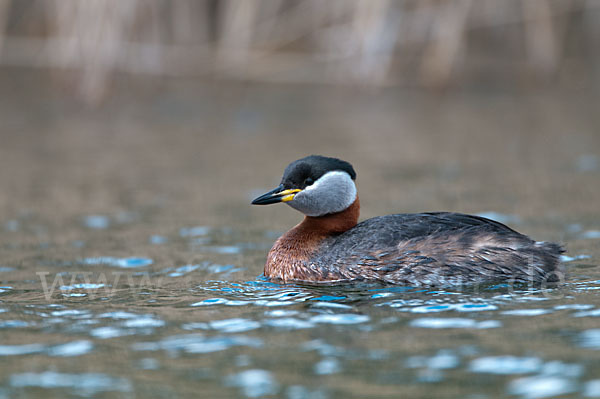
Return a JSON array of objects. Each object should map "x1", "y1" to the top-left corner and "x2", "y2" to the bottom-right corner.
[
  {"x1": 523, "y1": 0, "x2": 558, "y2": 77},
  {"x1": 0, "y1": 0, "x2": 9, "y2": 57},
  {"x1": 0, "y1": 0, "x2": 597, "y2": 103}
]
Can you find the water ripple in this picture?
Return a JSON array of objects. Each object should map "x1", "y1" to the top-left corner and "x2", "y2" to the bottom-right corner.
[
  {"x1": 476, "y1": 212, "x2": 521, "y2": 224},
  {"x1": 264, "y1": 318, "x2": 315, "y2": 329},
  {"x1": 50, "y1": 309, "x2": 89, "y2": 317},
  {"x1": 264, "y1": 310, "x2": 298, "y2": 317},
  {"x1": 225, "y1": 369, "x2": 279, "y2": 398},
  {"x1": 560, "y1": 254, "x2": 592, "y2": 262},
  {"x1": 0, "y1": 340, "x2": 93, "y2": 357},
  {"x1": 584, "y1": 380, "x2": 600, "y2": 397},
  {"x1": 80, "y1": 257, "x2": 153, "y2": 268},
  {"x1": 98, "y1": 311, "x2": 140, "y2": 319},
  {"x1": 500, "y1": 309, "x2": 551, "y2": 316},
  {"x1": 122, "y1": 316, "x2": 165, "y2": 328},
  {"x1": 314, "y1": 358, "x2": 341, "y2": 375},
  {"x1": 507, "y1": 376, "x2": 576, "y2": 398},
  {"x1": 10, "y1": 371, "x2": 132, "y2": 395},
  {"x1": 149, "y1": 235, "x2": 167, "y2": 245},
  {"x1": 309, "y1": 314, "x2": 369, "y2": 325},
  {"x1": 166, "y1": 264, "x2": 200, "y2": 277},
  {"x1": 405, "y1": 350, "x2": 460, "y2": 370},
  {"x1": 47, "y1": 340, "x2": 93, "y2": 357},
  {"x1": 0, "y1": 320, "x2": 30, "y2": 328},
  {"x1": 409, "y1": 303, "x2": 497, "y2": 313},
  {"x1": 179, "y1": 226, "x2": 211, "y2": 237},
  {"x1": 410, "y1": 318, "x2": 501, "y2": 329},
  {"x1": 581, "y1": 230, "x2": 600, "y2": 239},
  {"x1": 554, "y1": 304, "x2": 594, "y2": 310},
  {"x1": 469, "y1": 356, "x2": 542, "y2": 374},
  {"x1": 60, "y1": 283, "x2": 105, "y2": 291},
  {"x1": 132, "y1": 333, "x2": 263, "y2": 354},
  {"x1": 90, "y1": 326, "x2": 131, "y2": 339},
  {"x1": 574, "y1": 309, "x2": 600, "y2": 317},
  {"x1": 310, "y1": 301, "x2": 352, "y2": 310},
  {"x1": 208, "y1": 318, "x2": 261, "y2": 333},
  {"x1": 82, "y1": 215, "x2": 110, "y2": 229},
  {"x1": 0, "y1": 343, "x2": 46, "y2": 356},
  {"x1": 579, "y1": 329, "x2": 600, "y2": 349}
]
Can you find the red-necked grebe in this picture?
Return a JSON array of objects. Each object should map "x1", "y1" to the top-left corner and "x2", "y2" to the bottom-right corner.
[{"x1": 251, "y1": 155, "x2": 564, "y2": 286}]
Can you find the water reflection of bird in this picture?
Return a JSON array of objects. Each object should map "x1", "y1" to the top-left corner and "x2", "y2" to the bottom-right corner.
[{"x1": 252, "y1": 155, "x2": 564, "y2": 286}]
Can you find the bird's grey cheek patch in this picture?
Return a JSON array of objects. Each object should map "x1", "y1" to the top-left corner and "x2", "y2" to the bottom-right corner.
[{"x1": 286, "y1": 171, "x2": 356, "y2": 217}]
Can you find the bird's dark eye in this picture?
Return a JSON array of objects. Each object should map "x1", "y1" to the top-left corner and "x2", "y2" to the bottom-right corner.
[{"x1": 304, "y1": 177, "x2": 314, "y2": 186}]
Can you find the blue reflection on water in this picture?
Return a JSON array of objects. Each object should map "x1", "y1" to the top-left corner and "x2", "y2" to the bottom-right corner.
[
  {"x1": 225, "y1": 369, "x2": 279, "y2": 398},
  {"x1": 80, "y1": 256, "x2": 153, "y2": 268},
  {"x1": 410, "y1": 318, "x2": 501, "y2": 329},
  {"x1": 82, "y1": 215, "x2": 110, "y2": 229},
  {"x1": 579, "y1": 329, "x2": 600, "y2": 349},
  {"x1": 90, "y1": 326, "x2": 131, "y2": 339},
  {"x1": 501, "y1": 309, "x2": 552, "y2": 316},
  {"x1": 0, "y1": 340, "x2": 93, "y2": 357},
  {"x1": 132, "y1": 333, "x2": 263, "y2": 354},
  {"x1": 0, "y1": 320, "x2": 30, "y2": 328},
  {"x1": 476, "y1": 212, "x2": 521, "y2": 224},
  {"x1": 149, "y1": 235, "x2": 167, "y2": 244},
  {"x1": 314, "y1": 358, "x2": 341, "y2": 375},
  {"x1": 405, "y1": 350, "x2": 460, "y2": 370},
  {"x1": 310, "y1": 295, "x2": 346, "y2": 301},
  {"x1": 60, "y1": 283, "x2": 105, "y2": 291},
  {"x1": 123, "y1": 316, "x2": 165, "y2": 328},
  {"x1": 508, "y1": 376, "x2": 576, "y2": 399},
  {"x1": 10, "y1": 371, "x2": 132, "y2": 395},
  {"x1": 581, "y1": 230, "x2": 600, "y2": 239},
  {"x1": 4, "y1": 219, "x2": 19, "y2": 232},
  {"x1": 560, "y1": 254, "x2": 592, "y2": 262},
  {"x1": 263, "y1": 317, "x2": 314, "y2": 329},
  {"x1": 1, "y1": 258, "x2": 598, "y2": 398},
  {"x1": 167, "y1": 264, "x2": 200, "y2": 277},
  {"x1": 179, "y1": 226, "x2": 211, "y2": 237},
  {"x1": 203, "y1": 246, "x2": 242, "y2": 254},
  {"x1": 309, "y1": 314, "x2": 369, "y2": 325},
  {"x1": 47, "y1": 340, "x2": 94, "y2": 357},
  {"x1": 469, "y1": 356, "x2": 542, "y2": 374},
  {"x1": 208, "y1": 318, "x2": 261, "y2": 333},
  {"x1": 573, "y1": 309, "x2": 600, "y2": 317},
  {"x1": 584, "y1": 380, "x2": 600, "y2": 397},
  {"x1": 0, "y1": 343, "x2": 45, "y2": 356}
]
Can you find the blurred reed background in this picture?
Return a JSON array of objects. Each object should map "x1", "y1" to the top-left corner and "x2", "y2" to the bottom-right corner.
[{"x1": 0, "y1": 0, "x2": 598, "y2": 104}]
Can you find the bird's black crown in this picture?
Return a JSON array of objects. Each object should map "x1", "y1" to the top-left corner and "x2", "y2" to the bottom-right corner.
[{"x1": 281, "y1": 155, "x2": 356, "y2": 190}]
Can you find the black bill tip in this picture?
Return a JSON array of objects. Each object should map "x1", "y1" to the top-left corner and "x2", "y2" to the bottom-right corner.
[{"x1": 251, "y1": 185, "x2": 286, "y2": 205}]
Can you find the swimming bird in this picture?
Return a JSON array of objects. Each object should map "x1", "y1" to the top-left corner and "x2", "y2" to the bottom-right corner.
[{"x1": 251, "y1": 155, "x2": 564, "y2": 286}]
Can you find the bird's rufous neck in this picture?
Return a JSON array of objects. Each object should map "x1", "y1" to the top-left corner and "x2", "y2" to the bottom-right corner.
[
  {"x1": 264, "y1": 197, "x2": 360, "y2": 281},
  {"x1": 297, "y1": 196, "x2": 360, "y2": 236}
]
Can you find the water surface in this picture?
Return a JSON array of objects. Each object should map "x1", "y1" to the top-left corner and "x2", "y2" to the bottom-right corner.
[{"x1": 1, "y1": 76, "x2": 599, "y2": 398}]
